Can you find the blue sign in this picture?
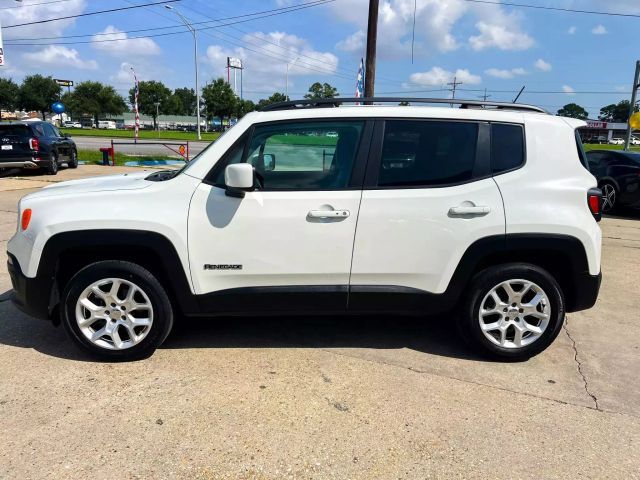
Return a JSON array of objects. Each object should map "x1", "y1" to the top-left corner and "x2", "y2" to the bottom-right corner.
[{"x1": 51, "y1": 102, "x2": 65, "y2": 114}]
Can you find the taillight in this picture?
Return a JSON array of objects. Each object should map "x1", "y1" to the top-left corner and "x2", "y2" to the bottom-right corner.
[
  {"x1": 21, "y1": 209, "x2": 32, "y2": 231},
  {"x1": 29, "y1": 138, "x2": 39, "y2": 151},
  {"x1": 587, "y1": 188, "x2": 602, "y2": 222}
]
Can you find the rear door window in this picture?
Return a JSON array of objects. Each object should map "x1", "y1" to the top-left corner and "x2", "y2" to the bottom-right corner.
[
  {"x1": 491, "y1": 123, "x2": 525, "y2": 174},
  {"x1": 377, "y1": 120, "x2": 479, "y2": 187}
]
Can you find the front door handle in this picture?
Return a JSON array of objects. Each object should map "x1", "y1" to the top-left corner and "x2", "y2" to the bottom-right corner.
[
  {"x1": 308, "y1": 209, "x2": 350, "y2": 219},
  {"x1": 448, "y1": 205, "x2": 491, "y2": 216}
]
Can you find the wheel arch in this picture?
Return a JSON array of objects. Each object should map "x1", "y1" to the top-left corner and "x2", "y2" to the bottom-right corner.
[
  {"x1": 448, "y1": 234, "x2": 596, "y2": 313},
  {"x1": 39, "y1": 230, "x2": 198, "y2": 318}
]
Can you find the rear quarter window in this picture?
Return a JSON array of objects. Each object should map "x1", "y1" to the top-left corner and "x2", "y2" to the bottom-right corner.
[{"x1": 491, "y1": 123, "x2": 525, "y2": 174}]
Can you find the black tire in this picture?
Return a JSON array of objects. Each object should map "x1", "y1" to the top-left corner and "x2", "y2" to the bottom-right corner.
[
  {"x1": 68, "y1": 149, "x2": 78, "y2": 169},
  {"x1": 61, "y1": 260, "x2": 174, "y2": 361},
  {"x1": 458, "y1": 263, "x2": 565, "y2": 361},
  {"x1": 600, "y1": 181, "x2": 618, "y2": 213},
  {"x1": 46, "y1": 151, "x2": 59, "y2": 175}
]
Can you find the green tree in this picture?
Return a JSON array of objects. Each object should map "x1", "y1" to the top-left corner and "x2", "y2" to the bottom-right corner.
[
  {"x1": 17, "y1": 75, "x2": 61, "y2": 120},
  {"x1": 257, "y1": 92, "x2": 288, "y2": 108},
  {"x1": 599, "y1": 100, "x2": 638, "y2": 123},
  {"x1": 129, "y1": 80, "x2": 172, "y2": 129},
  {"x1": 304, "y1": 82, "x2": 339, "y2": 99},
  {"x1": 172, "y1": 87, "x2": 197, "y2": 116},
  {"x1": 557, "y1": 103, "x2": 589, "y2": 120},
  {"x1": 0, "y1": 77, "x2": 20, "y2": 114},
  {"x1": 202, "y1": 78, "x2": 237, "y2": 122},
  {"x1": 63, "y1": 81, "x2": 127, "y2": 127},
  {"x1": 234, "y1": 99, "x2": 256, "y2": 118}
]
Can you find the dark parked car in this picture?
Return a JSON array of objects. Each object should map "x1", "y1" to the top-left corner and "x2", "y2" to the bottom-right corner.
[
  {"x1": 0, "y1": 121, "x2": 77, "y2": 175},
  {"x1": 586, "y1": 149, "x2": 640, "y2": 212}
]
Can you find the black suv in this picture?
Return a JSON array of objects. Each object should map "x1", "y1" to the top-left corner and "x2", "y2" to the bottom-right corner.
[{"x1": 0, "y1": 121, "x2": 78, "y2": 175}]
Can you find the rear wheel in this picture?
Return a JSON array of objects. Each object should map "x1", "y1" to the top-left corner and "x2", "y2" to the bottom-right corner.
[
  {"x1": 68, "y1": 149, "x2": 78, "y2": 168},
  {"x1": 600, "y1": 181, "x2": 617, "y2": 213},
  {"x1": 458, "y1": 263, "x2": 565, "y2": 361},
  {"x1": 46, "y1": 152, "x2": 58, "y2": 175},
  {"x1": 61, "y1": 260, "x2": 174, "y2": 361}
]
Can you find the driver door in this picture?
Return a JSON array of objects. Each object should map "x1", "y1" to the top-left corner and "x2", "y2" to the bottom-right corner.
[{"x1": 188, "y1": 119, "x2": 371, "y2": 314}]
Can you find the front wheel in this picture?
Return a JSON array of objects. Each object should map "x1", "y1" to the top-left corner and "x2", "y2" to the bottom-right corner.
[
  {"x1": 61, "y1": 260, "x2": 174, "y2": 361},
  {"x1": 458, "y1": 263, "x2": 565, "y2": 361}
]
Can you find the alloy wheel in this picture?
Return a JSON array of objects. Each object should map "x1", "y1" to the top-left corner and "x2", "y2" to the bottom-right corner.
[
  {"x1": 75, "y1": 278, "x2": 154, "y2": 350},
  {"x1": 478, "y1": 279, "x2": 551, "y2": 349},
  {"x1": 601, "y1": 183, "x2": 616, "y2": 212}
]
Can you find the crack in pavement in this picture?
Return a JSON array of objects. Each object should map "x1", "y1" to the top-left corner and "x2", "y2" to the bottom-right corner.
[
  {"x1": 563, "y1": 318, "x2": 600, "y2": 411},
  {"x1": 320, "y1": 347, "x2": 633, "y2": 417}
]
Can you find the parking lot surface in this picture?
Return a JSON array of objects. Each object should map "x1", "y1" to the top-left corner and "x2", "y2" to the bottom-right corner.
[{"x1": 1, "y1": 166, "x2": 639, "y2": 479}]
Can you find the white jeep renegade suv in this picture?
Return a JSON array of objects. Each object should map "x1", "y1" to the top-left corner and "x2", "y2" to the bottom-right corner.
[{"x1": 6, "y1": 98, "x2": 602, "y2": 361}]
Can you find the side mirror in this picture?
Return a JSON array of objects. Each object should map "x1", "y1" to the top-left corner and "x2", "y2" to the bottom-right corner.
[
  {"x1": 224, "y1": 163, "x2": 254, "y2": 198},
  {"x1": 262, "y1": 153, "x2": 276, "y2": 171}
]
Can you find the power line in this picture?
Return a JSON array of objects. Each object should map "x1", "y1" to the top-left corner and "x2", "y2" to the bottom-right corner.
[
  {"x1": 2, "y1": 0, "x2": 182, "y2": 29},
  {"x1": 4, "y1": 0, "x2": 335, "y2": 44},
  {"x1": 461, "y1": 0, "x2": 640, "y2": 18}
]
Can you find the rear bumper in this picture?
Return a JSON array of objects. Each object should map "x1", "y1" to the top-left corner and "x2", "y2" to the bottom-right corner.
[
  {"x1": 0, "y1": 157, "x2": 49, "y2": 169},
  {"x1": 567, "y1": 271, "x2": 602, "y2": 313},
  {"x1": 7, "y1": 254, "x2": 54, "y2": 321}
]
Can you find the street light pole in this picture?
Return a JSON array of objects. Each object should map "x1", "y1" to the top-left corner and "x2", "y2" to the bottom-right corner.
[
  {"x1": 285, "y1": 57, "x2": 300, "y2": 100},
  {"x1": 154, "y1": 101, "x2": 160, "y2": 138},
  {"x1": 165, "y1": 5, "x2": 201, "y2": 140}
]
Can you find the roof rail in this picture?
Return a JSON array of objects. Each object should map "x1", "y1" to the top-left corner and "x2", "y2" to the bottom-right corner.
[{"x1": 260, "y1": 97, "x2": 547, "y2": 113}]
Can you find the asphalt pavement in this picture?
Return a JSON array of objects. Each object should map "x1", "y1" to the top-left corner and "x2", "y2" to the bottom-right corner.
[
  {"x1": 0, "y1": 165, "x2": 639, "y2": 479},
  {"x1": 72, "y1": 136, "x2": 211, "y2": 157}
]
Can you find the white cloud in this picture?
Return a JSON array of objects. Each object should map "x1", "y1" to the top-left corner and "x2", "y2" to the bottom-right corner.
[
  {"x1": 534, "y1": 58, "x2": 552, "y2": 72},
  {"x1": 568, "y1": 26, "x2": 577, "y2": 34},
  {"x1": 1, "y1": 0, "x2": 86, "y2": 40},
  {"x1": 409, "y1": 67, "x2": 481, "y2": 86},
  {"x1": 469, "y1": 21, "x2": 534, "y2": 51},
  {"x1": 562, "y1": 85, "x2": 575, "y2": 95},
  {"x1": 485, "y1": 67, "x2": 526, "y2": 79},
  {"x1": 91, "y1": 26, "x2": 161, "y2": 56},
  {"x1": 333, "y1": 0, "x2": 533, "y2": 58},
  {"x1": 23, "y1": 46, "x2": 97, "y2": 70},
  {"x1": 591, "y1": 25, "x2": 607, "y2": 35},
  {"x1": 205, "y1": 31, "x2": 338, "y2": 94}
]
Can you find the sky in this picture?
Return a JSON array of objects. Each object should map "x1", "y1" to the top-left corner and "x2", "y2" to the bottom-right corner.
[{"x1": 0, "y1": 0, "x2": 639, "y2": 118}]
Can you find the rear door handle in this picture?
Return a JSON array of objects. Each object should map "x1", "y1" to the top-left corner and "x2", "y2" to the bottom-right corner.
[
  {"x1": 448, "y1": 205, "x2": 491, "y2": 216},
  {"x1": 308, "y1": 209, "x2": 350, "y2": 219}
]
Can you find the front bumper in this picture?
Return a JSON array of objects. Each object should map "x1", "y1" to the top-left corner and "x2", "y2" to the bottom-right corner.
[
  {"x1": 567, "y1": 270, "x2": 602, "y2": 313},
  {"x1": 7, "y1": 253, "x2": 54, "y2": 321}
]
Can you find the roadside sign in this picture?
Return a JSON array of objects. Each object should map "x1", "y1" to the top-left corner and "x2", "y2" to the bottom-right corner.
[
  {"x1": 178, "y1": 145, "x2": 186, "y2": 156},
  {"x1": 0, "y1": 20, "x2": 5, "y2": 67},
  {"x1": 55, "y1": 79, "x2": 74, "y2": 87}
]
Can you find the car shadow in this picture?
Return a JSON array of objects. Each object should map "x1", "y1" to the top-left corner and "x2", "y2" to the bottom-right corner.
[
  {"x1": 0, "y1": 290, "x2": 484, "y2": 363},
  {"x1": 603, "y1": 208, "x2": 640, "y2": 220}
]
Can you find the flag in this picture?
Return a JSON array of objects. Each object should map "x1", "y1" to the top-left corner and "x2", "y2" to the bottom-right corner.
[
  {"x1": 355, "y1": 58, "x2": 364, "y2": 103},
  {"x1": 131, "y1": 67, "x2": 140, "y2": 141}
]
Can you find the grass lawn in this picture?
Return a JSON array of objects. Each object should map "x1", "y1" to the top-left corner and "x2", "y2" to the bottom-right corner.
[
  {"x1": 77, "y1": 149, "x2": 179, "y2": 167},
  {"x1": 61, "y1": 128, "x2": 220, "y2": 142},
  {"x1": 583, "y1": 143, "x2": 640, "y2": 151}
]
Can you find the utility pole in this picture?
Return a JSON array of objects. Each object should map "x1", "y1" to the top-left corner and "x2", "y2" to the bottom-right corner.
[
  {"x1": 624, "y1": 60, "x2": 640, "y2": 151},
  {"x1": 447, "y1": 76, "x2": 463, "y2": 107},
  {"x1": 478, "y1": 88, "x2": 491, "y2": 101},
  {"x1": 364, "y1": 0, "x2": 379, "y2": 103}
]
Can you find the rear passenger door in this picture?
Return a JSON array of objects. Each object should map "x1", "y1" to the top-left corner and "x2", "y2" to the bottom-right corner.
[{"x1": 350, "y1": 119, "x2": 508, "y2": 309}]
